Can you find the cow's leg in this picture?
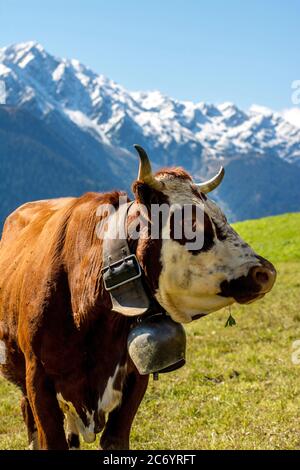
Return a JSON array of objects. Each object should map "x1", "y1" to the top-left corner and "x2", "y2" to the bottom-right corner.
[
  {"x1": 25, "y1": 358, "x2": 68, "y2": 450},
  {"x1": 0, "y1": 343, "x2": 38, "y2": 449},
  {"x1": 100, "y1": 372, "x2": 149, "y2": 450},
  {"x1": 21, "y1": 396, "x2": 39, "y2": 449},
  {"x1": 65, "y1": 412, "x2": 80, "y2": 450}
]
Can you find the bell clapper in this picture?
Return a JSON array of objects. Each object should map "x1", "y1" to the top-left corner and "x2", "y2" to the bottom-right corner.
[{"x1": 153, "y1": 372, "x2": 159, "y2": 381}]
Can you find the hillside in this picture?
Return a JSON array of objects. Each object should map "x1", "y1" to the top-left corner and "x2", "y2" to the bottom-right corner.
[
  {"x1": 233, "y1": 212, "x2": 300, "y2": 263},
  {"x1": 0, "y1": 106, "x2": 135, "y2": 227},
  {"x1": 0, "y1": 41, "x2": 300, "y2": 224}
]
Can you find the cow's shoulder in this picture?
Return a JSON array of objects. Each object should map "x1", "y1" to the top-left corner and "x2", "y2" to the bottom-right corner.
[{"x1": 1, "y1": 197, "x2": 75, "y2": 247}]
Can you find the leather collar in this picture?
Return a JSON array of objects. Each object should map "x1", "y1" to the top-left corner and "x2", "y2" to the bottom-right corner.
[{"x1": 102, "y1": 201, "x2": 154, "y2": 316}]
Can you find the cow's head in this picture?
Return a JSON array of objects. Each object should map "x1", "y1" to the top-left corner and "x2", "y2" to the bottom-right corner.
[{"x1": 131, "y1": 145, "x2": 276, "y2": 323}]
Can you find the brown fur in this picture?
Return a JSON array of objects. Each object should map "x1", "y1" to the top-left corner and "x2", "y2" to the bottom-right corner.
[
  {"x1": 131, "y1": 182, "x2": 169, "y2": 293},
  {"x1": 0, "y1": 190, "x2": 150, "y2": 450},
  {"x1": 169, "y1": 207, "x2": 215, "y2": 254},
  {"x1": 154, "y1": 167, "x2": 193, "y2": 181}
]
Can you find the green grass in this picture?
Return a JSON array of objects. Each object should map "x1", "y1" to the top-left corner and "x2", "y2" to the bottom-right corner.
[
  {"x1": 1, "y1": 212, "x2": 300, "y2": 449},
  {"x1": 233, "y1": 212, "x2": 300, "y2": 263}
]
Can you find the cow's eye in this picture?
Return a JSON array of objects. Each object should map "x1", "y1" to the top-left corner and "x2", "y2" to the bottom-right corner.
[
  {"x1": 170, "y1": 206, "x2": 201, "y2": 241},
  {"x1": 177, "y1": 205, "x2": 204, "y2": 232}
]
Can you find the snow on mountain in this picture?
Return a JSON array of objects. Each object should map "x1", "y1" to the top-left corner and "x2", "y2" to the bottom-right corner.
[
  {"x1": 282, "y1": 107, "x2": 300, "y2": 129},
  {"x1": 1, "y1": 41, "x2": 300, "y2": 169},
  {"x1": 1, "y1": 40, "x2": 300, "y2": 223}
]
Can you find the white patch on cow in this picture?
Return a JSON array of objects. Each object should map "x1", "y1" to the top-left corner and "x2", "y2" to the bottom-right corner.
[
  {"x1": 65, "y1": 412, "x2": 80, "y2": 449},
  {"x1": 156, "y1": 239, "x2": 237, "y2": 322},
  {"x1": 28, "y1": 430, "x2": 39, "y2": 450},
  {"x1": 98, "y1": 364, "x2": 126, "y2": 415},
  {"x1": 83, "y1": 410, "x2": 96, "y2": 443},
  {"x1": 153, "y1": 176, "x2": 260, "y2": 323},
  {"x1": 56, "y1": 393, "x2": 96, "y2": 444},
  {"x1": 0, "y1": 340, "x2": 6, "y2": 365}
]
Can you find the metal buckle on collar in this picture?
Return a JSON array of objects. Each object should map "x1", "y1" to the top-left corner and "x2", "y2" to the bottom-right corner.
[{"x1": 102, "y1": 254, "x2": 142, "y2": 291}]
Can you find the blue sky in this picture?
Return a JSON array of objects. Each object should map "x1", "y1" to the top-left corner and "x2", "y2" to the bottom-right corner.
[{"x1": 1, "y1": 0, "x2": 299, "y2": 110}]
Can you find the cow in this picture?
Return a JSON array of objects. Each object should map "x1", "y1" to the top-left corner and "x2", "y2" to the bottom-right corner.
[{"x1": 0, "y1": 145, "x2": 276, "y2": 450}]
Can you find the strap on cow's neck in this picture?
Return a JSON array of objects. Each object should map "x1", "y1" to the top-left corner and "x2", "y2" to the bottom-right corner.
[
  {"x1": 103, "y1": 202, "x2": 132, "y2": 265},
  {"x1": 102, "y1": 202, "x2": 151, "y2": 316}
]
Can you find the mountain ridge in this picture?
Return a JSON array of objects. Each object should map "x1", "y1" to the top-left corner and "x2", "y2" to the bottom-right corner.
[{"x1": 1, "y1": 40, "x2": 300, "y2": 226}]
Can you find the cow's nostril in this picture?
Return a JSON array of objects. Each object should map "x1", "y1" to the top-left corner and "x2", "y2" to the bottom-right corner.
[
  {"x1": 255, "y1": 271, "x2": 269, "y2": 284},
  {"x1": 251, "y1": 266, "x2": 276, "y2": 292}
]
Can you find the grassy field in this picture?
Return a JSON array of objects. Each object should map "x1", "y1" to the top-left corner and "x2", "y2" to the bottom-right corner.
[{"x1": 1, "y1": 212, "x2": 300, "y2": 449}]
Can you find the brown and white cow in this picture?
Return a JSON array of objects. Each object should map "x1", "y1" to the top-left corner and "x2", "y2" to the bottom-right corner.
[{"x1": 0, "y1": 146, "x2": 276, "y2": 450}]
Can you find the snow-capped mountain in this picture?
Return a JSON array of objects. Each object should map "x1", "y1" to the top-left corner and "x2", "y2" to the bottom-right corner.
[{"x1": 1, "y1": 41, "x2": 300, "y2": 226}]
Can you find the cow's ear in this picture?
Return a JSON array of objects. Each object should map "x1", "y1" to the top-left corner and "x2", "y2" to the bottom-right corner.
[
  {"x1": 132, "y1": 180, "x2": 166, "y2": 209},
  {"x1": 132, "y1": 181, "x2": 153, "y2": 207}
]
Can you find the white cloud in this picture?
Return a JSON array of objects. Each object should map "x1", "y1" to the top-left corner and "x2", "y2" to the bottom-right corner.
[{"x1": 282, "y1": 107, "x2": 300, "y2": 128}]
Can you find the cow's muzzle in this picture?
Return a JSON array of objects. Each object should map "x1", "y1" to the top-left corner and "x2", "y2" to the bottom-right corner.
[{"x1": 218, "y1": 258, "x2": 276, "y2": 304}]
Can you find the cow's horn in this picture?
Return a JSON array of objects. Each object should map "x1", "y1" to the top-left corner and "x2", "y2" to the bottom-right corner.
[
  {"x1": 134, "y1": 144, "x2": 163, "y2": 189},
  {"x1": 196, "y1": 166, "x2": 225, "y2": 193}
]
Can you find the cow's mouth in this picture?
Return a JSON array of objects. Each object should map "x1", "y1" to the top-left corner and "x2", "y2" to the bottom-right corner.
[
  {"x1": 191, "y1": 313, "x2": 207, "y2": 321},
  {"x1": 232, "y1": 292, "x2": 265, "y2": 304},
  {"x1": 217, "y1": 289, "x2": 265, "y2": 305},
  {"x1": 218, "y1": 263, "x2": 276, "y2": 305}
]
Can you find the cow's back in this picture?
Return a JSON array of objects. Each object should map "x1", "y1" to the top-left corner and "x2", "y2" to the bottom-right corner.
[
  {"x1": 1, "y1": 198, "x2": 75, "y2": 246},
  {"x1": 0, "y1": 197, "x2": 75, "y2": 340},
  {"x1": 0, "y1": 191, "x2": 125, "y2": 343}
]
